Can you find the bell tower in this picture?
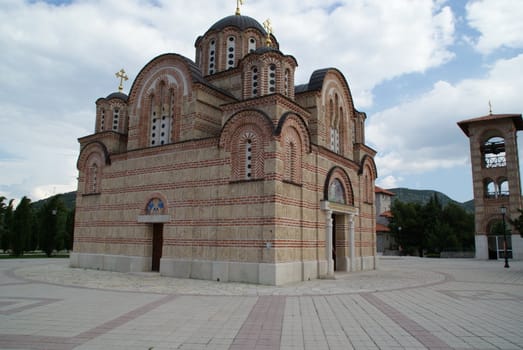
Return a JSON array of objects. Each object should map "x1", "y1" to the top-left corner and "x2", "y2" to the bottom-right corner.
[{"x1": 458, "y1": 113, "x2": 523, "y2": 260}]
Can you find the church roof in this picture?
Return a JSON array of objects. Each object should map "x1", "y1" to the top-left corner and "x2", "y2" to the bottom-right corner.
[
  {"x1": 295, "y1": 68, "x2": 346, "y2": 94},
  {"x1": 207, "y1": 14, "x2": 266, "y2": 34}
]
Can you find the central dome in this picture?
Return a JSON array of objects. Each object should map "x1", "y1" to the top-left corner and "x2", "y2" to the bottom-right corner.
[{"x1": 207, "y1": 15, "x2": 266, "y2": 34}]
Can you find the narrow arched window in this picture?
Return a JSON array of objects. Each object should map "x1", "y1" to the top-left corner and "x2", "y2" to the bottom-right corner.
[
  {"x1": 485, "y1": 179, "x2": 497, "y2": 198},
  {"x1": 248, "y1": 37, "x2": 256, "y2": 53},
  {"x1": 100, "y1": 108, "x2": 105, "y2": 131},
  {"x1": 268, "y1": 64, "x2": 276, "y2": 94},
  {"x1": 208, "y1": 39, "x2": 216, "y2": 75},
  {"x1": 150, "y1": 84, "x2": 174, "y2": 146},
  {"x1": 245, "y1": 139, "x2": 253, "y2": 179},
  {"x1": 226, "y1": 36, "x2": 236, "y2": 69},
  {"x1": 251, "y1": 66, "x2": 259, "y2": 97},
  {"x1": 499, "y1": 179, "x2": 509, "y2": 197},
  {"x1": 284, "y1": 69, "x2": 290, "y2": 96},
  {"x1": 112, "y1": 107, "x2": 120, "y2": 131},
  {"x1": 89, "y1": 163, "x2": 98, "y2": 193}
]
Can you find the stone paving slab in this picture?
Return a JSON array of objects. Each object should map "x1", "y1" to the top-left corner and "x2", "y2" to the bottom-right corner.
[{"x1": 1, "y1": 257, "x2": 522, "y2": 349}]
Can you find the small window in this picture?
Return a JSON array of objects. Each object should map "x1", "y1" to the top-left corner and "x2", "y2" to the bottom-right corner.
[
  {"x1": 268, "y1": 64, "x2": 276, "y2": 93},
  {"x1": 226, "y1": 36, "x2": 235, "y2": 69},
  {"x1": 208, "y1": 39, "x2": 216, "y2": 75},
  {"x1": 245, "y1": 139, "x2": 252, "y2": 179},
  {"x1": 251, "y1": 66, "x2": 259, "y2": 97},
  {"x1": 248, "y1": 37, "x2": 256, "y2": 53}
]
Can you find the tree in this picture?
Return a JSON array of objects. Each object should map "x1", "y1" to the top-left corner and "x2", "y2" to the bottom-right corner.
[
  {"x1": 65, "y1": 208, "x2": 75, "y2": 251},
  {"x1": 1, "y1": 199, "x2": 14, "y2": 253},
  {"x1": 509, "y1": 208, "x2": 523, "y2": 237},
  {"x1": 12, "y1": 197, "x2": 33, "y2": 256},
  {"x1": 390, "y1": 195, "x2": 475, "y2": 256},
  {"x1": 38, "y1": 195, "x2": 67, "y2": 256}
]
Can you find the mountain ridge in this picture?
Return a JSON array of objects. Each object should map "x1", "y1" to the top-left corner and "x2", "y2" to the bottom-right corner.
[{"x1": 387, "y1": 188, "x2": 474, "y2": 213}]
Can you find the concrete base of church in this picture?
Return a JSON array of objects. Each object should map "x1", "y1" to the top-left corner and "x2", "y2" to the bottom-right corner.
[
  {"x1": 513, "y1": 235, "x2": 523, "y2": 260},
  {"x1": 475, "y1": 235, "x2": 488, "y2": 259},
  {"x1": 160, "y1": 258, "x2": 327, "y2": 285},
  {"x1": 70, "y1": 253, "x2": 151, "y2": 273}
]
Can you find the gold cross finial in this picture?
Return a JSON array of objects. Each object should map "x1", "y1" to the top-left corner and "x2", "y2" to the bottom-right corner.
[
  {"x1": 235, "y1": 0, "x2": 244, "y2": 15},
  {"x1": 115, "y1": 68, "x2": 128, "y2": 92},
  {"x1": 263, "y1": 18, "x2": 273, "y2": 46},
  {"x1": 489, "y1": 100, "x2": 493, "y2": 115}
]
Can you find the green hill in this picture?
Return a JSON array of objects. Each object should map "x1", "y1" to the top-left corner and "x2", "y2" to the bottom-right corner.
[
  {"x1": 32, "y1": 191, "x2": 76, "y2": 211},
  {"x1": 387, "y1": 188, "x2": 474, "y2": 213}
]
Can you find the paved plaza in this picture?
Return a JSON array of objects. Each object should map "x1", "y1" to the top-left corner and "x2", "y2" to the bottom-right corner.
[{"x1": 0, "y1": 257, "x2": 522, "y2": 349}]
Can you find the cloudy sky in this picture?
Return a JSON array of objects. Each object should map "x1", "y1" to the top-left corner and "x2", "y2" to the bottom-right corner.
[{"x1": 1, "y1": 0, "x2": 522, "y2": 203}]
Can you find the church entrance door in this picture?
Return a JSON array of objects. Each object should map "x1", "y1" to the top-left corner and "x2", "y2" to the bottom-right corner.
[
  {"x1": 332, "y1": 214, "x2": 337, "y2": 271},
  {"x1": 152, "y1": 223, "x2": 163, "y2": 271}
]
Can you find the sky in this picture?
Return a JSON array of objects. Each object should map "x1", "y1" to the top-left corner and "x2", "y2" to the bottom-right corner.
[{"x1": 1, "y1": 0, "x2": 523, "y2": 204}]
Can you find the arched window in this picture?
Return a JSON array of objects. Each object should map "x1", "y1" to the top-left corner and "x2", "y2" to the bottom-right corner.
[
  {"x1": 485, "y1": 179, "x2": 497, "y2": 198},
  {"x1": 149, "y1": 84, "x2": 174, "y2": 146},
  {"x1": 100, "y1": 108, "x2": 105, "y2": 131},
  {"x1": 499, "y1": 179, "x2": 509, "y2": 197},
  {"x1": 482, "y1": 136, "x2": 506, "y2": 168},
  {"x1": 329, "y1": 98, "x2": 340, "y2": 154},
  {"x1": 245, "y1": 138, "x2": 253, "y2": 179},
  {"x1": 268, "y1": 64, "x2": 276, "y2": 94},
  {"x1": 251, "y1": 66, "x2": 259, "y2": 97},
  {"x1": 208, "y1": 39, "x2": 216, "y2": 75},
  {"x1": 88, "y1": 163, "x2": 99, "y2": 193},
  {"x1": 112, "y1": 107, "x2": 120, "y2": 131},
  {"x1": 84, "y1": 153, "x2": 103, "y2": 195},
  {"x1": 248, "y1": 37, "x2": 256, "y2": 53},
  {"x1": 284, "y1": 69, "x2": 290, "y2": 96},
  {"x1": 226, "y1": 36, "x2": 236, "y2": 69}
]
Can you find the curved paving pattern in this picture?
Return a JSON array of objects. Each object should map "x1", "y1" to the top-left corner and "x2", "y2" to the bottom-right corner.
[{"x1": 1, "y1": 257, "x2": 522, "y2": 349}]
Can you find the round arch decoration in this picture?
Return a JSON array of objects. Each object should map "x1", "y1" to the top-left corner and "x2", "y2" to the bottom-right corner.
[
  {"x1": 324, "y1": 166, "x2": 354, "y2": 206},
  {"x1": 77, "y1": 141, "x2": 111, "y2": 170}
]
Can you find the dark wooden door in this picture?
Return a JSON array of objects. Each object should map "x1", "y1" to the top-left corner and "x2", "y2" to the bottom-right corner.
[
  {"x1": 332, "y1": 214, "x2": 337, "y2": 271},
  {"x1": 152, "y1": 224, "x2": 163, "y2": 271}
]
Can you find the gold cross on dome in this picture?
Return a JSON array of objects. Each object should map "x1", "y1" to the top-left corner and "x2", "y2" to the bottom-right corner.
[
  {"x1": 115, "y1": 68, "x2": 128, "y2": 92},
  {"x1": 235, "y1": 0, "x2": 244, "y2": 15},
  {"x1": 263, "y1": 18, "x2": 273, "y2": 46}
]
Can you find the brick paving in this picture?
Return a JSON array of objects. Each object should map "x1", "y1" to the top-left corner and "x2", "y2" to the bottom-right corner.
[{"x1": 0, "y1": 257, "x2": 522, "y2": 349}]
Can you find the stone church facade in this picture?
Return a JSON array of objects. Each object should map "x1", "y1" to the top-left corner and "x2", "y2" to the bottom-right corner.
[{"x1": 70, "y1": 9, "x2": 378, "y2": 285}]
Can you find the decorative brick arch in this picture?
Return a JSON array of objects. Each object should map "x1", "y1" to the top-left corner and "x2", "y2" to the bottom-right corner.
[
  {"x1": 77, "y1": 141, "x2": 111, "y2": 170},
  {"x1": 219, "y1": 109, "x2": 273, "y2": 181},
  {"x1": 359, "y1": 155, "x2": 377, "y2": 204},
  {"x1": 77, "y1": 142, "x2": 110, "y2": 195},
  {"x1": 276, "y1": 112, "x2": 311, "y2": 152},
  {"x1": 324, "y1": 166, "x2": 354, "y2": 206}
]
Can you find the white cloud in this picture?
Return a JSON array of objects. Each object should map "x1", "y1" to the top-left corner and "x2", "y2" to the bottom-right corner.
[
  {"x1": 367, "y1": 53, "x2": 523, "y2": 180},
  {"x1": 262, "y1": 0, "x2": 455, "y2": 107},
  {"x1": 466, "y1": 0, "x2": 523, "y2": 54},
  {"x1": 376, "y1": 175, "x2": 403, "y2": 189},
  {"x1": 0, "y1": 0, "x2": 463, "y2": 201}
]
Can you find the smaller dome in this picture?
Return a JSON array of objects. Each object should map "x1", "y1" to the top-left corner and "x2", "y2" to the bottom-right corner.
[
  {"x1": 207, "y1": 15, "x2": 266, "y2": 34},
  {"x1": 252, "y1": 46, "x2": 282, "y2": 55},
  {"x1": 105, "y1": 92, "x2": 128, "y2": 101}
]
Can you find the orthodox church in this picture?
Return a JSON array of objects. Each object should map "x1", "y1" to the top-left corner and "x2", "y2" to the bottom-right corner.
[{"x1": 71, "y1": 4, "x2": 378, "y2": 285}]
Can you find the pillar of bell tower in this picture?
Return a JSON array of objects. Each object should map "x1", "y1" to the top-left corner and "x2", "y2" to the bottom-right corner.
[{"x1": 458, "y1": 113, "x2": 523, "y2": 261}]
